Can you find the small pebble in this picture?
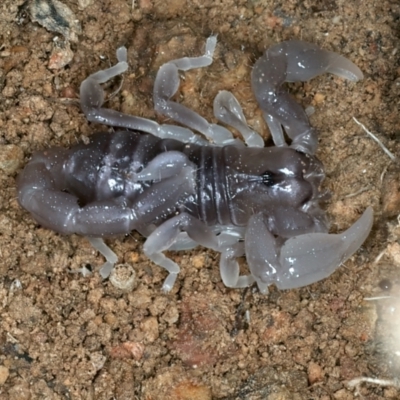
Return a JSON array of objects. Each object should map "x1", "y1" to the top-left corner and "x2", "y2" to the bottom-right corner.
[
  {"x1": 109, "y1": 263, "x2": 137, "y2": 291},
  {"x1": 0, "y1": 365, "x2": 10, "y2": 385},
  {"x1": 110, "y1": 341, "x2": 145, "y2": 360},
  {"x1": 89, "y1": 352, "x2": 106, "y2": 372},
  {"x1": 308, "y1": 362, "x2": 323, "y2": 384},
  {"x1": 0, "y1": 144, "x2": 24, "y2": 175},
  {"x1": 77, "y1": 0, "x2": 93, "y2": 9},
  {"x1": 171, "y1": 381, "x2": 212, "y2": 400},
  {"x1": 29, "y1": 0, "x2": 81, "y2": 42},
  {"x1": 48, "y1": 41, "x2": 74, "y2": 69}
]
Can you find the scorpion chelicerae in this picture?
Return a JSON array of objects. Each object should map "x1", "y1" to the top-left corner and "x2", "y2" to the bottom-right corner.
[{"x1": 17, "y1": 37, "x2": 373, "y2": 292}]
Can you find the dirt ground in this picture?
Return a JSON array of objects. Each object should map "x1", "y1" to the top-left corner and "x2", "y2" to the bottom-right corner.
[{"x1": 1, "y1": 0, "x2": 400, "y2": 399}]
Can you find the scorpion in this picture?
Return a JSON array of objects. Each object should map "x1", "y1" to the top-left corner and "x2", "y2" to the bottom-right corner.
[{"x1": 17, "y1": 37, "x2": 373, "y2": 293}]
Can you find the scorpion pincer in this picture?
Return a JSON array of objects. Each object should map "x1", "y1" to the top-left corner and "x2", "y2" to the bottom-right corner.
[{"x1": 17, "y1": 37, "x2": 373, "y2": 293}]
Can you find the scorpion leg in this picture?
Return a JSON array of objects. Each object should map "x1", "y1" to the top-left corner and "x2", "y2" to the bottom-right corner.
[
  {"x1": 251, "y1": 40, "x2": 363, "y2": 154},
  {"x1": 213, "y1": 91, "x2": 264, "y2": 147},
  {"x1": 168, "y1": 232, "x2": 198, "y2": 251},
  {"x1": 245, "y1": 208, "x2": 373, "y2": 291},
  {"x1": 80, "y1": 46, "x2": 207, "y2": 144},
  {"x1": 133, "y1": 151, "x2": 192, "y2": 181},
  {"x1": 88, "y1": 237, "x2": 118, "y2": 278},
  {"x1": 220, "y1": 243, "x2": 256, "y2": 289},
  {"x1": 169, "y1": 225, "x2": 245, "y2": 251},
  {"x1": 143, "y1": 212, "x2": 220, "y2": 291},
  {"x1": 153, "y1": 36, "x2": 236, "y2": 145}
]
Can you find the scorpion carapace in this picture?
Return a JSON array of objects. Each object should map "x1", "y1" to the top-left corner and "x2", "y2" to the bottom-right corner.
[{"x1": 17, "y1": 37, "x2": 373, "y2": 292}]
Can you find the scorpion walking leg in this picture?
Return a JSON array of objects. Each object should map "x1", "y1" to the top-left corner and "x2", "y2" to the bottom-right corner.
[
  {"x1": 251, "y1": 40, "x2": 363, "y2": 154},
  {"x1": 143, "y1": 213, "x2": 220, "y2": 291},
  {"x1": 213, "y1": 91, "x2": 264, "y2": 147},
  {"x1": 220, "y1": 243, "x2": 256, "y2": 289},
  {"x1": 80, "y1": 47, "x2": 205, "y2": 144},
  {"x1": 88, "y1": 237, "x2": 118, "y2": 278},
  {"x1": 133, "y1": 151, "x2": 192, "y2": 181},
  {"x1": 168, "y1": 233, "x2": 199, "y2": 251},
  {"x1": 245, "y1": 209, "x2": 373, "y2": 291},
  {"x1": 153, "y1": 36, "x2": 236, "y2": 145},
  {"x1": 169, "y1": 225, "x2": 246, "y2": 252}
]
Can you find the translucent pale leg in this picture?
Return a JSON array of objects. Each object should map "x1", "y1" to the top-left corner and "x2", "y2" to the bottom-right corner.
[
  {"x1": 213, "y1": 90, "x2": 264, "y2": 148},
  {"x1": 143, "y1": 213, "x2": 220, "y2": 291},
  {"x1": 168, "y1": 226, "x2": 245, "y2": 251},
  {"x1": 217, "y1": 227, "x2": 246, "y2": 247},
  {"x1": 133, "y1": 151, "x2": 192, "y2": 181},
  {"x1": 80, "y1": 46, "x2": 207, "y2": 144},
  {"x1": 264, "y1": 113, "x2": 287, "y2": 148},
  {"x1": 153, "y1": 36, "x2": 236, "y2": 145},
  {"x1": 219, "y1": 243, "x2": 256, "y2": 289},
  {"x1": 88, "y1": 237, "x2": 118, "y2": 278},
  {"x1": 168, "y1": 232, "x2": 198, "y2": 251}
]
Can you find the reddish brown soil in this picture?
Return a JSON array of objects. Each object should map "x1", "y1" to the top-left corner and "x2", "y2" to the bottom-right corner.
[{"x1": 1, "y1": 0, "x2": 400, "y2": 399}]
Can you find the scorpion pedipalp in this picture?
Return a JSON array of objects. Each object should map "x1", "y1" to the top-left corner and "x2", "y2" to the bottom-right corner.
[
  {"x1": 251, "y1": 40, "x2": 363, "y2": 154},
  {"x1": 244, "y1": 208, "x2": 373, "y2": 291}
]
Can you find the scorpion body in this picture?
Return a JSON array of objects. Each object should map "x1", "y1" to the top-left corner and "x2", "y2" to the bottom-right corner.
[{"x1": 17, "y1": 37, "x2": 373, "y2": 292}]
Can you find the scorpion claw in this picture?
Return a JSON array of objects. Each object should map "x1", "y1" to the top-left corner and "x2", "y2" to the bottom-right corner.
[
  {"x1": 251, "y1": 40, "x2": 363, "y2": 155},
  {"x1": 277, "y1": 207, "x2": 373, "y2": 289},
  {"x1": 245, "y1": 208, "x2": 373, "y2": 291}
]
